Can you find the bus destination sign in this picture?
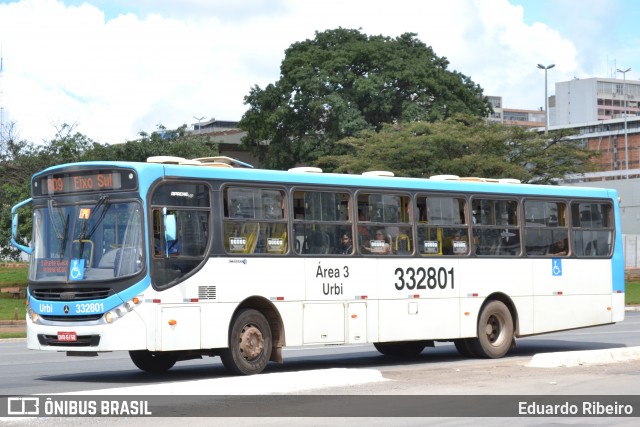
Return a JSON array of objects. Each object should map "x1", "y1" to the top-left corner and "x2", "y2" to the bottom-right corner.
[{"x1": 35, "y1": 169, "x2": 137, "y2": 196}]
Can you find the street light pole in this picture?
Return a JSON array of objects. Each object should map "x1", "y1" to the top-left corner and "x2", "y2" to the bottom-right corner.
[
  {"x1": 616, "y1": 67, "x2": 631, "y2": 179},
  {"x1": 537, "y1": 64, "x2": 555, "y2": 135},
  {"x1": 193, "y1": 115, "x2": 205, "y2": 134}
]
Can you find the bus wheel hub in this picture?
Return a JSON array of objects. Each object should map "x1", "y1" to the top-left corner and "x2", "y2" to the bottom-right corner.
[{"x1": 240, "y1": 325, "x2": 264, "y2": 360}]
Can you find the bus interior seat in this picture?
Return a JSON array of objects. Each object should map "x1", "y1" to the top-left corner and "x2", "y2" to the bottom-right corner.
[
  {"x1": 310, "y1": 232, "x2": 331, "y2": 254},
  {"x1": 241, "y1": 223, "x2": 260, "y2": 253},
  {"x1": 114, "y1": 247, "x2": 139, "y2": 276},
  {"x1": 395, "y1": 233, "x2": 411, "y2": 254},
  {"x1": 98, "y1": 248, "x2": 119, "y2": 269}
]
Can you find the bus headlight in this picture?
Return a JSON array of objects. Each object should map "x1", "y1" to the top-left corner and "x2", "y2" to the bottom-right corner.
[
  {"x1": 104, "y1": 311, "x2": 116, "y2": 324},
  {"x1": 27, "y1": 305, "x2": 39, "y2": 324},
  {"x1": 104, "y1": 296, "x2": 142, "y2": 324}
]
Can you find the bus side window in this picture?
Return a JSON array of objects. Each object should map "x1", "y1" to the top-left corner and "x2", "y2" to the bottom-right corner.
[
  {"x1": 223, "y1": 187, "x2": 288, "y2": 255},
  {"x1": 571, "y1": 202, "x2": 613, "y2": 257},
  {"x1": 524, "y1": 200, "x2": 568, "y2": 257},
  {"x1": 293, "y1": 190, "x2": 352, "y2": 256},
  {"x1": 357, "y1": 193, "x2": 413, "y2": 256},
  {"x1": 418, "y1": 196, "x2": 468, "y2": 256},
  {"x1": 471, "y1": 198, "x2": 519, "y2": 256}
]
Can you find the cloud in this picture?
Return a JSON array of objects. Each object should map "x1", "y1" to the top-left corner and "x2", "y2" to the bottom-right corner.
[{"x1": 0, "y1": 0, "x2": 592, "y2": 144}]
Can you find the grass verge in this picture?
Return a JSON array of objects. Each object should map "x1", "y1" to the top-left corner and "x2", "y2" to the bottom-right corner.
[
  {"x1": 0, "y1": 264, "x2": 28, "y2": 286},
  {"x1": 626, "y1": 281, "x2": 640, "y2": 305},
  {"x1": 0, "y1": 331, "x2": 25, "y2": 339}
]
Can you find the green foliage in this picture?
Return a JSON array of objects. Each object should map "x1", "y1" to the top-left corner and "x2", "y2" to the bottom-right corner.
[
  {"x1": 0, "y1": 298, "x2": 26, "y2": 322},
  {"x1": 318, "y1": 115, "x2": 596, "y2": 182},
  {"x1": 239, "y1": 28, "x2": 491, "y2": 170},
  {"x1": 82, "y1": 125, "x2": 220, "y2": 162},
  {"x1": 0, "y1": 265, "x2": 28, "y2": 286}
]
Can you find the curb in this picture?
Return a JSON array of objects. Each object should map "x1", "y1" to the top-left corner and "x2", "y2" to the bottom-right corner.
[{"x1": 527, "y1": 346, "x2": 640, "y2": 368}]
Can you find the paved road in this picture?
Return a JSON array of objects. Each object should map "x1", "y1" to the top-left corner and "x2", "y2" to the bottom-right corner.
[{"x1": 2, "y1": 312, "x2": 639, "y2": 426}]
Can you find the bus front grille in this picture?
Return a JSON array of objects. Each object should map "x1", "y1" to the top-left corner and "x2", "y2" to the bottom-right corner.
[
  {"x1": 40, "y1": 314, "x2": 103, "y2": 322},
  {"x1": 31, "y1": 288, "x2": 113, "y2": 301}
]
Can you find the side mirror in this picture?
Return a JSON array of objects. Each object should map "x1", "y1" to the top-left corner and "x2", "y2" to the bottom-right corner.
[{"x1": 11, "y1": 198, "x2": 33, "y2": 255}]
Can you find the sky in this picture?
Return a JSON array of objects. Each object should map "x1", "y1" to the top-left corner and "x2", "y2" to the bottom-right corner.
[{"x1": 0, "y1": 0, "x2": 639, "y2": 145}]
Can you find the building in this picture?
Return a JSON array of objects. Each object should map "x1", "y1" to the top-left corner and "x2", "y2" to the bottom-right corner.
[
  {"x1": 190, "y1": 118, "x2": 257, "y2": 167},
  {"x1": 487, "y1": 96, "x2": 546, "y2": 128},
  {"x1": 551, "y1": 116, "x2": 640, "y2": 176},
  {"x1": 553, "y1": 77, "x2": 640, "y2": 126},
  {"x1": 542, "y1": 76, "x2": 640, "y2": 178},
  {"x1": 547, "y1": 77, "x2": 640, "y2": 238}
]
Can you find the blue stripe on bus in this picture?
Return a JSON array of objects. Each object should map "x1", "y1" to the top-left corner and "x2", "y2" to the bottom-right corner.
[{"x1": 29, "y1": 277, "x2": 152, "y2": 316}]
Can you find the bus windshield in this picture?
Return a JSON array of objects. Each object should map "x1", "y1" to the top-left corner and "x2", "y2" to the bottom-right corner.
[{"x1": 30, "y1": 199, "x2": 144, "y2": 282}]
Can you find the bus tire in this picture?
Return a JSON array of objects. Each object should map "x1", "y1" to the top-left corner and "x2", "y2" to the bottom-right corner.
[
  {"x1": 373, "y1": 341, "x2": 426, "y2": 357},
  {"x1": 468, "y1": 300, "x2": 514, "y2": 359},
  {"x1": 453, "y1": 339, "x2": 476, "y2": 357},
  {"x1": 220, "y1": 309, "x2": 272, "y2": 375},
  {"x1": 129, "y1": 350, "x2": 177, "y2": 372}
]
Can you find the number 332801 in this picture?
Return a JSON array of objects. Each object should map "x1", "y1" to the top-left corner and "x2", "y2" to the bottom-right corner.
[{"x1": 394, "y1": 267, "x2": 455, "y2": 290}]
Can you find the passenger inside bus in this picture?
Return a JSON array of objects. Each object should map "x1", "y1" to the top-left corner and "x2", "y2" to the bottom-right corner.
[
  {"x1": 337, "y1": 232, "x2": 353, "y2": 254},
  {"x1": 357, "y1": 209, "x2": 370, "y2": 246},
  {"x1": 445, "y1": 231, "x2": 468, "y2": 255},
  {"x1": 365, "y1": 229, "x2": 392, "y2": 254},
  {"x1": 548, "y1": 238, "x2": 567, "y2": 256}
]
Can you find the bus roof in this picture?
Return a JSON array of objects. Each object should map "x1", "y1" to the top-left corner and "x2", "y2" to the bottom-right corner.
[{"x1": 37, "y1": 160, "x2": 618, "y2": 200}]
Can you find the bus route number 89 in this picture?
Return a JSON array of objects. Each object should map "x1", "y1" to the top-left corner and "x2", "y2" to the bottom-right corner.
[{"x1": 394, "y1": 266, "x2": 455, "y2": 291}]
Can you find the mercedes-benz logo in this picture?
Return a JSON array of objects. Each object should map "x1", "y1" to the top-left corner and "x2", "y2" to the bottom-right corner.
[{"x1": 64, "y1": 305, "x2": 70, "y2": 314}]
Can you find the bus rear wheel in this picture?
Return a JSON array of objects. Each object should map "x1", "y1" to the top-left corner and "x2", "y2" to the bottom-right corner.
[
  {"x1": 220, "y1": 309, "x2": 272, "y2": 375},
  {"x1": 468, "y1": 300, "x2": 514, "y2": 359},
  {"x1": 373, "y1": 341, "x2": 426, "y2": 357},
  {"x1": 129, "y1": 350, "x2": 177, "y2": 372}
]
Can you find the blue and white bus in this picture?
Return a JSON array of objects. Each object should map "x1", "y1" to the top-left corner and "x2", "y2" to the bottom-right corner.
[{"x1": 11, "y1": 157, "x2": 625, "y2": 374}]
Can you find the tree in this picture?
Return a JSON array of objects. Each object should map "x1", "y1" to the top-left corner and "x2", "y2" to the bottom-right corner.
[
  {"x1": 0, "y1": 124, "x2": 47, "y2": 260},
  {"x1": 239, "y1": 28, "x2": 491, "y2": 169},
  {"x1": 317, "y1": 115, "x2": 597, "y2": 183},
  {"x1": 82, "y1": 125, "x2": 220, "y2": 163}
]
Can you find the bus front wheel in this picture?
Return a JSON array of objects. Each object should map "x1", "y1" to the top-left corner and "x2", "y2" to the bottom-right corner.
[
  {"x1": 468, "y1": 300, "x2": 514, "y2": 359},
  {"x1": 220, "y1": 309, "x2": 272, "y2": 375},
  {"x1": 129, "y1": 350, "x2": 177, "y2": 372}
]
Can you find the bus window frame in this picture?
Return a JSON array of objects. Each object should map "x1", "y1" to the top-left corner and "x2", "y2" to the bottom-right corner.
[
  {"x1": 569, "y1": 199, "x2": 615, "y2": 258},
  {"x1": 291, "y1": 186, "x2": 353, "y2": 256},
  {"x1": 415, "y1": 192, "x2": 470, "y2": 257},
  {"x1": 148, "y1": 179, "x2": 213, "y2": 290},
  {"x1": 522, "y1": 197, "x2": 570, "y2": 257},
  {"x1": 470, "y1": 195, "x2": 522, "y2": 257},
  {"x1": 221, "y1": 184, "x2": 290, "y2": 256},
  {"x1": 354, "y1": 189, "x2": 414, "y2": 256}
]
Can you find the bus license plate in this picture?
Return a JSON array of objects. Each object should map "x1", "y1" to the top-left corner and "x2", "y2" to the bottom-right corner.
[{"x1": 57, "y1": 332, "x2": 77, "y2": 342}]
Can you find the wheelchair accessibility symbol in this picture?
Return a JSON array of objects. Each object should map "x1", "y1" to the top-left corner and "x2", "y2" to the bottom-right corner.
[
  {"x1": 552, "y1": 258, "x2": 562, "y2": 276},
  {"x1": 69, "y1": 259, "x2": 85, "y2": 281}
]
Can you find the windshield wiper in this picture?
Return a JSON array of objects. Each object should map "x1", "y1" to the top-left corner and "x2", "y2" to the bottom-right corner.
[
  {"x1": 48, "y1": 199, "x2": 70, "y2": 259},
  {"x1": 78, "y1": 195, "x2": 110, "y2": 241},
  {"x1": 60, "y1": 213, "x2": 69, "y2": 260}
]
